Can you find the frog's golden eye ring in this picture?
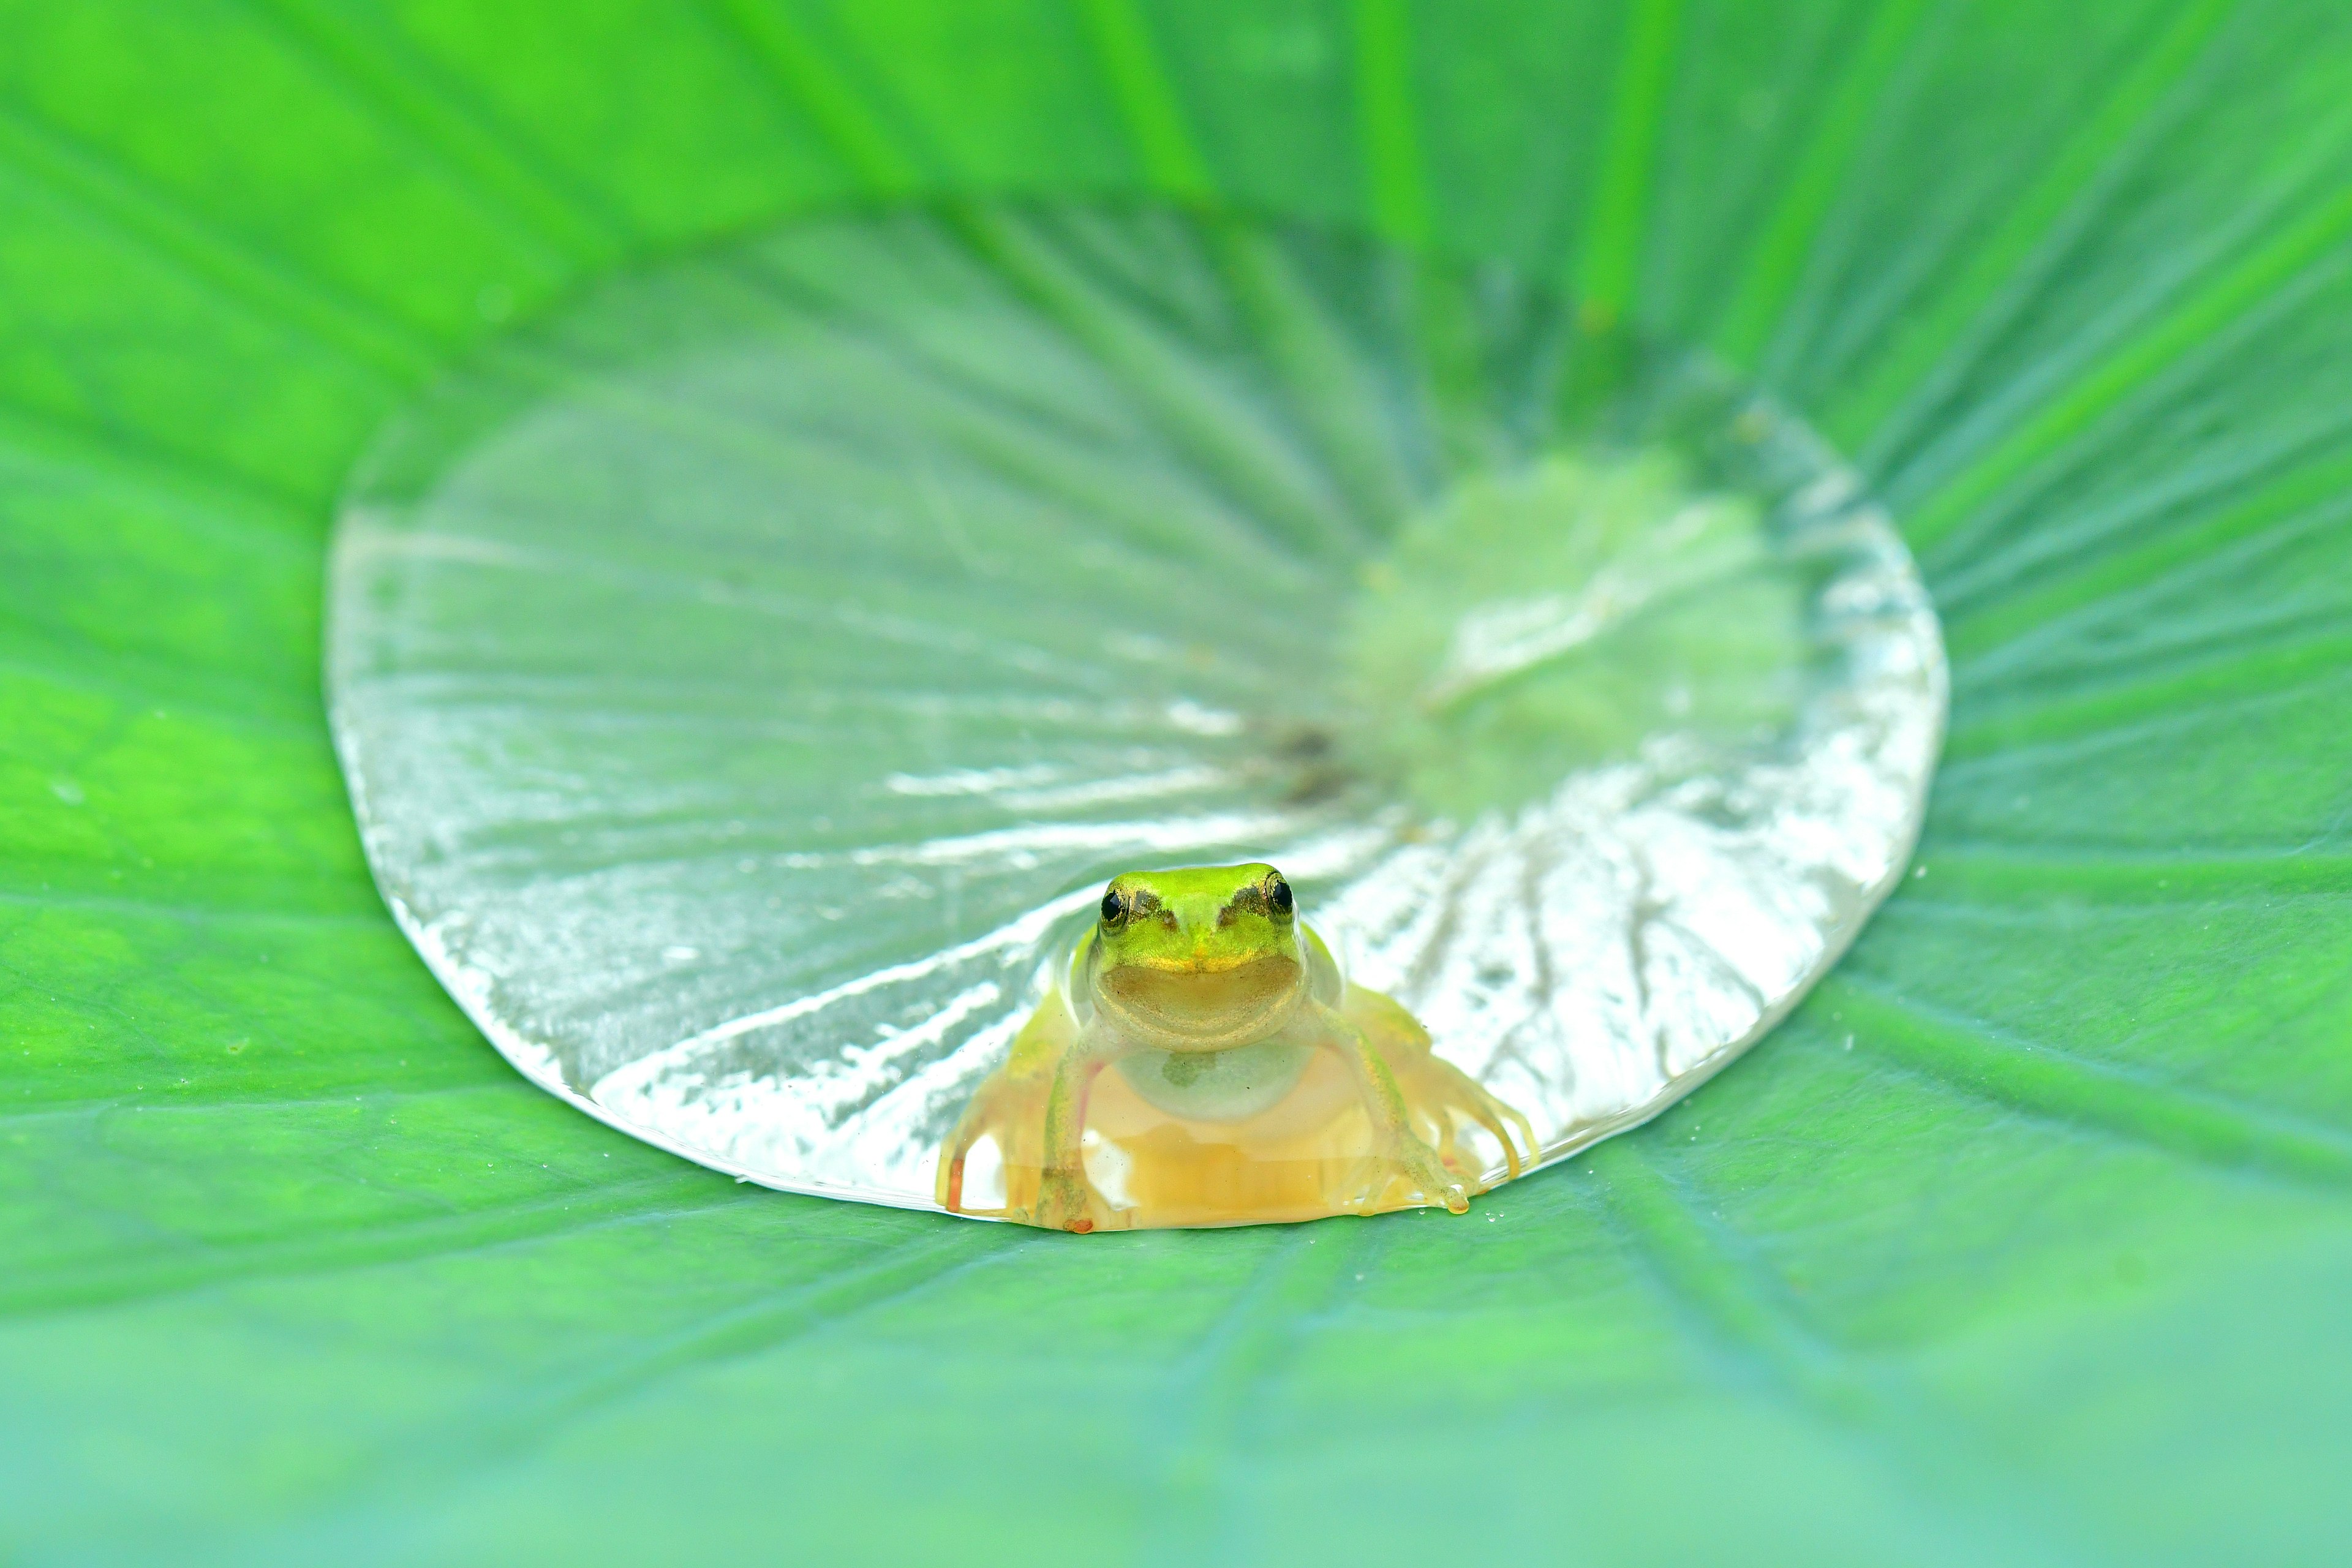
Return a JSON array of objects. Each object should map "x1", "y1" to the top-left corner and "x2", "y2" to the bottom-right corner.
[
  {"x1": 1265, "y1": 872, "x2": 1295, "y2": 919},
  {"x1": 1100, "y1": 885, "x2": 1127, "y2": 928}
]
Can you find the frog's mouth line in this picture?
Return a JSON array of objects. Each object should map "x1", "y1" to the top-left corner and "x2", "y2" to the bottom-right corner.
[{"x1": 1096, "y1": 953, "x2": 1305, "y2": 1051}]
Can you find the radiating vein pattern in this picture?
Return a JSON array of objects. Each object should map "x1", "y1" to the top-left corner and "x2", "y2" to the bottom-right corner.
[{"x1": 327, "y1": 203, "x2": 1943, "y2": 1211}]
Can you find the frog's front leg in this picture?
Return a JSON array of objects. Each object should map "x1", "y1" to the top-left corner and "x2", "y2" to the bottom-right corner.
[
  {"x1": 1029, "y1": 1024, "x2": 1124, "y2": 1233},
  {"x1": 1314, "y1": 1003, "x2": 1473, "y2": 1214}
]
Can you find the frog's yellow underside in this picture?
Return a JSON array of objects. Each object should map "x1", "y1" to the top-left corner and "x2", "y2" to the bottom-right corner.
[{"x1": 935, "y1": 864, "x2": 1536, "y2": 1232}]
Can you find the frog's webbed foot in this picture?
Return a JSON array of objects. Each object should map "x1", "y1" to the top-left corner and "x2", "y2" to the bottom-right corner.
[
  {"x1": 1401, "y1": 1050, "x2": 1539, "y2": 1182},
  {"x1": 1370, "y1": 1054, "x2": 1539, "y2": 1212},
  {"x1": 935, "y1": 1073, "x2": 1046, "y2": 1216},
  {"x1": 936, "y1": 1079, "x2": 1114, "y2": 1232},
  {"x1": 938, "y1": 1101, "x2": 1107, "y2": 1229}
]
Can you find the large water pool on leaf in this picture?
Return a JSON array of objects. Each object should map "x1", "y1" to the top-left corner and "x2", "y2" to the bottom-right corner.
[{"x1": 326, "y1": 203, "x2": 1946, "y2": 1216}]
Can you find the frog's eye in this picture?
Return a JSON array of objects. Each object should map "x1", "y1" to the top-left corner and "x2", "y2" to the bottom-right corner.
[
  {"x1": 1100, "y1": 886, "x2": 1127, "y2": 927},
  {"x1": 1265, "y1": 873, "x2": 1294, "y2": 918}
]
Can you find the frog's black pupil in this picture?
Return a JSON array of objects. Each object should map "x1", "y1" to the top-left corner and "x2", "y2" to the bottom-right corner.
[
  {"x1": 1267, "y1": 876, "x2": 1294, "y2": 916},
  {"x1": 1101, "y1": 888, "x2": 1123, "y2": 924}
]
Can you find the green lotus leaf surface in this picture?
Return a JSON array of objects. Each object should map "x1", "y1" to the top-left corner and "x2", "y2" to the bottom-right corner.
[{"x1": 2, "y1": 1, "x2": 2349, "y2": 1562}]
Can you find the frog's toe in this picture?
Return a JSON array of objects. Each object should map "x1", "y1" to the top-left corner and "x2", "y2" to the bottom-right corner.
[
  {"x1": 1393, "y1": 1144, "x2": 1474, "y2": 1214},
  {"x1": 935, "y1": 1128, "x2": 981, "y2": 1211},
  {"x1": 1419, "y1": 1168, "x2": 1472, "y2": 1213},
  {"x1": 1504, "y1": 1104, "x2": 1539, "y2": 1172},
  {"x1": 936, "y1": 1111, "x2": 1006, "y2": 1212},
  {"x1": 1027, "y1": 1168, "x2": 1103, "y2": 1234},
  {"x1": 1412, "y1": 1058, "x2": 1538, "y2": 1180},
  {"x1": 1458, "y1": 1093, "x2": 1533, "y2": 1178}
]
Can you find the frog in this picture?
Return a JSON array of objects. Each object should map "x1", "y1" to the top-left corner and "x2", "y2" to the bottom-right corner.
[{"x1": 935, "y1": 862, "x2": 1537, "y2": 1232}]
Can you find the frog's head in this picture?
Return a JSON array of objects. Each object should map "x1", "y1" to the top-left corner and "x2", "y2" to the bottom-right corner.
[{"x1": 1082, "y1": 862, "x2": 1306, "y2": 1052}]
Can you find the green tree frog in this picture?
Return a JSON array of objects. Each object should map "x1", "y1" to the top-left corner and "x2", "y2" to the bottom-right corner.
[{"x1": 937, "y1": 863, "x2": 1536, "y2": 1231}]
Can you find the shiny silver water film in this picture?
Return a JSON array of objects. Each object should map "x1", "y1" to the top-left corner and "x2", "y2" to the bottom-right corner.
[{"x1": 327, "y1": 205, "x2": 1945, "y2": 1213}]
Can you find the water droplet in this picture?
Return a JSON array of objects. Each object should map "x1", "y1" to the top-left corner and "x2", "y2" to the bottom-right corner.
[{"x1": 329, "y1": 204, "x2": 1943, "y2": 1224}]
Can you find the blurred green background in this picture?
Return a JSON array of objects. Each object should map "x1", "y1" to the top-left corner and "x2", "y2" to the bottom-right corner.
[{"x1": 4, "y1": 1, "x2": 2350, "y2": 1562}]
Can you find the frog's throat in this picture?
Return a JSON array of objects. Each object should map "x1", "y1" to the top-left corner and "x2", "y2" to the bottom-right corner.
[{"x1": 1093, "y1": 952, "x2": 1306, "y2": 1052}]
